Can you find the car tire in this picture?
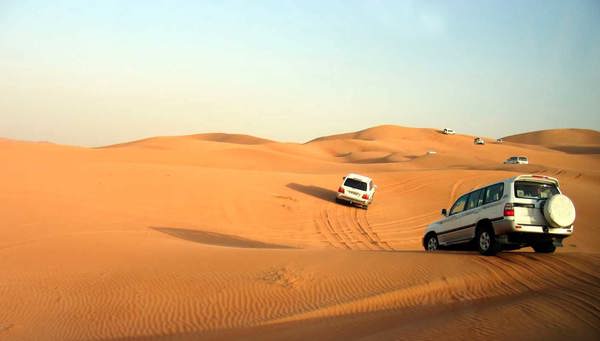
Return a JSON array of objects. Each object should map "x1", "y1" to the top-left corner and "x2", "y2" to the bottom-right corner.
[
  {"x1": 532, "y1": 242, "x2": 556, "y2": 253},
  {"x1": 424, "y1": 233, "x2": 439, "y2": 252},
  {"x1": 335, "y1": 197, "x2": 344, "y2": 205},
  {"x1": 476, "y1": 227, "x2": 500, "y2": 256}
]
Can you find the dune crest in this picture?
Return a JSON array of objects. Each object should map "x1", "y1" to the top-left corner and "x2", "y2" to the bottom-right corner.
[
  {"x1": 99, "y1": 132, "x2": 273, "y2": 149},
  {"x1": 504, "y1": 128, "x2": 600, "y2": 154},
  {"x1": 190, "y1": 133, "x2": 274, "y2": 145}
]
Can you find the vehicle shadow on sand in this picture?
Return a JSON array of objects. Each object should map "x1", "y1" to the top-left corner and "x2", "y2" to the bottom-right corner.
[
  {"x1": 150, "y1": 227, "x2": 294, "y2": 249},
  {"x1": 286, "y1": 183, "x2": 337, "y2": 203}
]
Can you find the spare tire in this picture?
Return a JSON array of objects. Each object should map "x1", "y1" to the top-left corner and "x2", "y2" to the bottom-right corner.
[{"x1": 543, "y1": 194, "x2": 576, "y2": 228}]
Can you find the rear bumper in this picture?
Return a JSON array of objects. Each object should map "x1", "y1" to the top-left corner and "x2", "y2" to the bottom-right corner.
[
  {"x1": 493, "y1": 218, "x2": 573, "y2": 236},
  {"x1": 337, "y1": 193, "x2": 370, "y2": 206},
  {"x1": 497, "y1": 232, "x2": 568, "y2": 248}
]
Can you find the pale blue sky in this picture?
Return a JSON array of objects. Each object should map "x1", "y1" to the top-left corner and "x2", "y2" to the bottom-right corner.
[{"x1": 1, "y1": 0, "x2": 599, "y2": 146}]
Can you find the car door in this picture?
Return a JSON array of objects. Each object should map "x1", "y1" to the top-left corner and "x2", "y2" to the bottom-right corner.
[
  {"x1": 438, "y1": 193, "x2": 469, "y2": 244},
  {"x1": 460, "y1": 189, "x2": 486, "y2": 241},
  {"x1": 440, "y1": 189, "x2": 486, "y2": 244}
]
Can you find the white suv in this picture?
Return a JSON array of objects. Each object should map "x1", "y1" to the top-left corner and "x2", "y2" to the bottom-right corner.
[
  {"x1": 442, "y1": 128, "x2": 456, "y2": 135},
  {"x1": 336, "y1": 173, "x2": 377, "y2": 209},
  {"x1": 504, "y1": 156, "x2": 529, "y2": 164},
  {"x1": 423, "y1": 175, "x2": 575, "y2": 255}
]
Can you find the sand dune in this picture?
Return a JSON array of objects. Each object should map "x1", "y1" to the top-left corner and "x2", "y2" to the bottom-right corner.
[
  {"x1": 190, "y1": 133, "x2": 274, "y2": 145},
  {"x1": 1, "y1": 125, "x2": 599, "y2": 340},
  {"x1": 504, "y1": 129, "x2": 600, "y2": 154},
  {"x1": 504, "y1": 128, "x2": 600, "y2": 146},
  {"x1": 100, "y1": 133, "x2": 272, "y2": 150}
]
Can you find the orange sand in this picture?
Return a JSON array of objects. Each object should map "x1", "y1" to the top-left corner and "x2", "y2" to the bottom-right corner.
[{"x1": 1, "y1": 126, "x2": 599, "y2": 340}]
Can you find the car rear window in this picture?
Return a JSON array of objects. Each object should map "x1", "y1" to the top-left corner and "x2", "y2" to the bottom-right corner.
[
  {"x1": 344, "y1": 178, "x2": 368, "y2": 191},
  {"x1": 518, "y1": 157, "x2": 527, "y2": 161},
  {"x1": 514, "y1": 181, "x2": 559, "y2": 199}
]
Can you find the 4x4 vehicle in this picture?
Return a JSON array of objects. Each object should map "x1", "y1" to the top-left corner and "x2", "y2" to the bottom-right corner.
[
  {"x1": 474, "y1": 137, "x2": 485, "y2": 145},
  {"x1": 504, "y1": 156, "x2": 529, "y2": 164},
  {"x1": 336, "y1": 173, "x2": 376, "y2": 209},
  {"x1": 423, "y1": 175, "x2": 575, "y2": 255},
  {"x1": 442, "y1": 128, "x2": 456, "y2": 135}
]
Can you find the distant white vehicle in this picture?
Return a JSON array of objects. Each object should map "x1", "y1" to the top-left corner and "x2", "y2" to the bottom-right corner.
[
  {"x1": 505, "y1": 156, "x2": 529, "y2": 165},
  {"x1": 336, "y1": 173, "x2": 377, "y2": 209},
  {"x1": 496, "y1": 138, "x2": 504, "y2": 143},
  {"x1": 442, "y1": 128, "x2": 456, "y2": 135},
  {"x1": 474, "y1": 137, "x2": 485, "y2": 145},
  {"x1": 423, "y1": 174, "x2": 575, "y2": 255},
  {"x1": 427, "y1": 150, "x2": 437, "y2": 155}
]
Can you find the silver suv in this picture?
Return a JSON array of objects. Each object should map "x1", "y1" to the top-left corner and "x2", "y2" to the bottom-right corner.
[{"x1": 423, "y1": 175, "x2": 575, "y2": 255}]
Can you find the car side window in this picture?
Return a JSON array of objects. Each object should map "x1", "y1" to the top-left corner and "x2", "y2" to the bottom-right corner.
[
  {"x1": 466, "y1": 189, "x2": 484, "y2": 210},
  {"x1": 449, "y1": 194, "x2": 469, "y2": 215},
  {"x1": 484, "y1": 183, "x2": 504, "y2": 204}
]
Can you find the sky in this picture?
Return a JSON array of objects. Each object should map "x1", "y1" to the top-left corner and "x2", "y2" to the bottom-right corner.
[{"x1": 1, "y1": 0, "x2": 599, "y2": 146}]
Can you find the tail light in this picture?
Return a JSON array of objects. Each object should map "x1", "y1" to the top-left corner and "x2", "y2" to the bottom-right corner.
[
  {"x1": 362, "y1": 194, "x2": 369, "y2": 199},
  {"x1": 338, "y1": 187, "x2": 345, "y2": 193},
  {"x1": 504, "y1": 203, "x2": 514, "y2": 217}
]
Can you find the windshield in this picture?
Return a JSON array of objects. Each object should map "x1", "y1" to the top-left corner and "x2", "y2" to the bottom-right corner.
[
  {"x1": 344, "y1": 178, "x2": 368, "y2": 191},
  {"x1": 514, "y1": 181, "x2": 559, "y2": 199}
]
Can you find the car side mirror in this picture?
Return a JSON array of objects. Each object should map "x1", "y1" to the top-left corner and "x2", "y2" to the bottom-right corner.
[
  {"x1": 342, "y1": 176, "x2": 346, "y2": 180},
  {"x1": 441, "y1": 208, "x2": 447, "y2": 216}
]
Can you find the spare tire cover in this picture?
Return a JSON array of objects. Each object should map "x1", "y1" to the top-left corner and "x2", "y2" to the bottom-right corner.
[{"x1": 543, "y1": 194, "x2": 576, "y2": 228}]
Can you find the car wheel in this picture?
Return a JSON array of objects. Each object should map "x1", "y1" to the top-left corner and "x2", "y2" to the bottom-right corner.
[
  {"x1": 532, "y1": 242, "x2": 556, "y2": 253},
  {"x1": 424, "y1": 233, "x2": 439, "y2": 252},
  {"x1": 335, "y1": 197, "x2": 344, "y2": 205},
  {"x1": 476, "y1": 227, "x2": 499, "y2": 256}
]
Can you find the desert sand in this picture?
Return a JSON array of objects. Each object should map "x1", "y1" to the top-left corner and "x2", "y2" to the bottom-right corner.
[{"x1": 1, "y1": 125, "x2": 599, "y2": 340}]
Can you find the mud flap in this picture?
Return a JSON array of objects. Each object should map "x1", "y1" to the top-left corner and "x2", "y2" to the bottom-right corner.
[{"x1": 496, "y1": 235, "x2": 509, "y2": 245}]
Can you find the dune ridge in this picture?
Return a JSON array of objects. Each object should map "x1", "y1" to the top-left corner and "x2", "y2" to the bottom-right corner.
[
  {"x1": 504, "y1": 128, "x2": 600, "y2": 146},
  {"x1": 504, "y1": 128, "x2": 600, "y2": 155}
]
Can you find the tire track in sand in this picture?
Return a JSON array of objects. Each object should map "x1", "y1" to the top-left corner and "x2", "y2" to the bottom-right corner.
[
  {"x1": 314, "y1": 203, "x2": 393, "y2": 251},
  {"x1": 314, "y1": 208, "x2": 352, "y2": 250},
  {"x1": 353, "y1": 208, "x2": 394, "y2": 251}
]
